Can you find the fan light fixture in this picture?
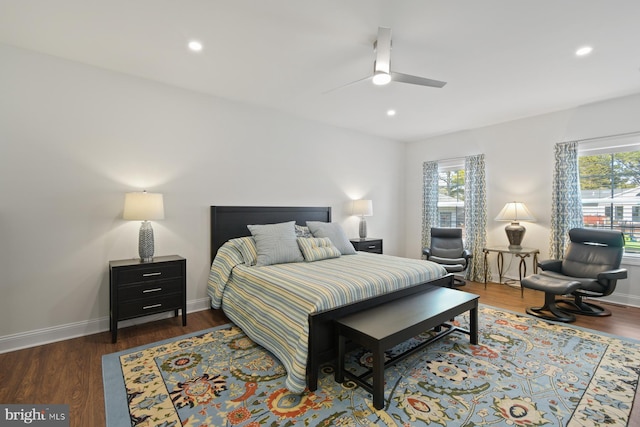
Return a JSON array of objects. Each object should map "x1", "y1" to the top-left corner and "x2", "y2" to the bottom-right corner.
[{"x1": 372, "y1": 71, "x2": 391, "y2": 85}]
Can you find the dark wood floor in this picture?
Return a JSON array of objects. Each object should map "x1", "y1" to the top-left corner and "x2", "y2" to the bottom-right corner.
[{"x1": 0, "y1": 281, "x2": 638, "y2": 427}]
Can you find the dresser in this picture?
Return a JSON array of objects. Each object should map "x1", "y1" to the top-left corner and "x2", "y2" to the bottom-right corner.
[
  {"x1": 109, "y1": 255, "x2": 186, "y2": 343},
  {"x1": 350, "y1": 238, "x2": 383, "y2": 254}
]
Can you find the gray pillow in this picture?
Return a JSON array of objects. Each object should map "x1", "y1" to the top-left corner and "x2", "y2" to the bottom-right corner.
[
  {"x1": 247, "y1": 221, "x2": 304, "y2": 266},
  {"x1": 306, "y1": 221, "x2": 357, "y2": 255}
]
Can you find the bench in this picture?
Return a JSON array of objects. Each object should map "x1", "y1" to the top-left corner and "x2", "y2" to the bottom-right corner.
[{"x1": 335, "y1": 285, "x2": 479, "y2": 410}]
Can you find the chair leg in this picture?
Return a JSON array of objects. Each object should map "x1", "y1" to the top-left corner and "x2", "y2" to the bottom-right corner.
[
  {"x1": 452, "y1": 276, "x2": 466, "y2": 287},
  {"x1": 555, "y1": 296, "x2": 612, "y2": 317},
  {"x1": 526, "y1": 292, "x2": 576, "y2": 323}
]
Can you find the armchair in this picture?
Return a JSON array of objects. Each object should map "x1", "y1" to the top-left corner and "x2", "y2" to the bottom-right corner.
[
  {"x1": 423, "y1": 227, "x2": 472, "y2": 286},
  {"x1": 521, "y1": 228, "x2": 627, "y2": 322}
]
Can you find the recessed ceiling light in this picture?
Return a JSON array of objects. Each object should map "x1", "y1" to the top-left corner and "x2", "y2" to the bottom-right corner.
[
  {"x1": 188, "y1": 40, "x2": 203, "y2": 52},
  {"x1": 575, "y1": 46, "x2": 593, "y2": 57},
  {"x1": 387, "y1": 109, "x2": 396, "y2": 117}
]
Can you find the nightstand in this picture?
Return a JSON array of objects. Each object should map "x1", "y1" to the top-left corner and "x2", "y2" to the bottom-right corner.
[
  {"x1": 109, "y1": 255, "x2": 186, "y2": 343},
  {"x1": 350, "y1": 238, "x2": 383, "y2": 254}
]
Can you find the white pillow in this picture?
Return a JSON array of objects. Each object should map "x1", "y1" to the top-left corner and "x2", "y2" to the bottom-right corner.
[
  {"x1": 306, "y1": 221, "x2": 357, "y2": 255},
  {"x1": 247, "y1": 221, "x2": 304, "y2": 266}
]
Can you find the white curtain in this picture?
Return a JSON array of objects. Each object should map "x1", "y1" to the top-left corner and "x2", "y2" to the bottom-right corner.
[{"x1": 550, "y1": 142, "x2": 584, "y2": 258}]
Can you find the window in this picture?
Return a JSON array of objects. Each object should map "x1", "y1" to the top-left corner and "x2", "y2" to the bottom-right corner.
[
  {"x1": 579, "y1": 138, "x2": 640, "y2": 254},
  {"x1": 437, "y1": 159, "x2": 465, "y2": 229}
]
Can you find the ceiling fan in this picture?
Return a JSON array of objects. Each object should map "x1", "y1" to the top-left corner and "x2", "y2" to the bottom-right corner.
[{"x1": 326, "y1": 27, "x2": 447, "y2": 93}]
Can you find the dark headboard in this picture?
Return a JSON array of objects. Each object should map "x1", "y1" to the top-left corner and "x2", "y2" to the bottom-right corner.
[{"x1": 210, "y1": 206, "x2": 332, "y2": 262}]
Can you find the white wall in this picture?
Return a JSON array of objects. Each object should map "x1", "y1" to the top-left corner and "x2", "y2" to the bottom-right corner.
[
  {"x1": 404, "y1": 92, "x2": 640, "y2": 307},
  {"x1": 0, "y1": 44, "x2": 406, "y2": 347},
  {"x1": 2, "y1": 42, "x2": 639, "y2": 351}
]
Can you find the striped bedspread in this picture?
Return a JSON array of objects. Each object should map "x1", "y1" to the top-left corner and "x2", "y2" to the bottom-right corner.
[{"x1": 208, "y1": 239, "x2": 447, "y2": 393}]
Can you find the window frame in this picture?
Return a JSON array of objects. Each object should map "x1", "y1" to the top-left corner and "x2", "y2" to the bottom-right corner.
[
  {"x1": 437, "y1": 158, "x2": 465, "y2": 231},
  {"x1": 578, "y1": 134, "x2": 640, "y2": 258}
]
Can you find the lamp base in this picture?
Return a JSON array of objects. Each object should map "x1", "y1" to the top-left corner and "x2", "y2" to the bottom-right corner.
[
  {"x1": 359, "y1": 217, "x2": 367, "y2": 239},
  {"x1": 505, "y1": 221, "x2": 526, "y2": 249},
  {"x1": 139, "y1": 221, "x2": 155, "y2": 262}
]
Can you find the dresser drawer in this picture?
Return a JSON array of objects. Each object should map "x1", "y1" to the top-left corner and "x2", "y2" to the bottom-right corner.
[
  {"x1": 118, "y1": 293, "x2": 183, "y2": 320},
  {"x1": 351, "y1": 239, "x2": 383, "y2": 254},
  {"x1": 361, "y1": 242, "x2": 382, "y2": 253},
  {"x1": 117, "y1": 262, "x2": 183, "y2": 285},
  {"x1": 117, "y1": 278, "x2": 183, "y2": 300}
]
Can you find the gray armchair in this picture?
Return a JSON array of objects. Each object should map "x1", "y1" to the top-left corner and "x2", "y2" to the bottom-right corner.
[
  {"x1": 521, "y1": 228, "x2": 627, "y2": 322},
  {"x1": 423, "y1": 227, "x2": 472, "y2": 286}
]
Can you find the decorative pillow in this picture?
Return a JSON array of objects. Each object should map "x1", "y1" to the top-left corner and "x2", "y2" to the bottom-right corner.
[
  {"x1": 247, "y1": 221, "x2": 304, "y2": 266},
  {"x1": 229, "y1": 236, "x2": 258, "y2": 266},
  {"x1": 294, "y1": 224, "x2": 313, "y2": 238},
  {"x1": 306, "y1": 221, "x2": 357, "y2": 255},
  {"x1": 297, "y1": 237, "x2": 341, "y2": 262}
]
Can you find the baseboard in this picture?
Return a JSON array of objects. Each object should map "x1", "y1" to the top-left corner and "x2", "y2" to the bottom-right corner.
[
  {"x1": 598, "y1": 294, "x2": 640, "y2": 309},
  {"x1": 0, "y1": 297, "x2": 212, "y2": 354}
]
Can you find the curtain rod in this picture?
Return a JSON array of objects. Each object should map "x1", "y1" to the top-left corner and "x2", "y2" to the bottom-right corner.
[
  {"x1": 429, "y1": 154, "x2": 483, "y2": 163},
  {"x1": 571, "y1": 130, "x2": 640, "y2": 144}
]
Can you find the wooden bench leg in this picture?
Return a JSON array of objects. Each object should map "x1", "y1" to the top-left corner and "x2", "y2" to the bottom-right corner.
[
  {"x1": 470, "y1": 305, "x2": 478, "y2": 345},
  {"x1": 335, "y1": 334, "x2": 345, "y2": 383},
  {"x1": 372, "y1": 345, "x2": 385, "y2": 410}
]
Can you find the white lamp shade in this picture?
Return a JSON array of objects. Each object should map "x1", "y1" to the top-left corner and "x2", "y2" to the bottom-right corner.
[
  {"x1": 123, "y1": 191, "x2": 165, "y2": 221},
  {"x1": 352, "y1": 199, "x2": 373, "y2": 217},
  {"x1": 495, "y1": 202, "x2": 535, "y2": 222}
]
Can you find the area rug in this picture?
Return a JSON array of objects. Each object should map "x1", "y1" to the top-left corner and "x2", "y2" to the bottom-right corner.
[{"x1": 102, "y1": 306, "x2": 640, "y2": 426}]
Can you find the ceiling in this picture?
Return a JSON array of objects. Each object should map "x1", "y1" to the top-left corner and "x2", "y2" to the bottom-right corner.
[{"x1": 1, "y1": 0, "x2": 639, "y2": 142}]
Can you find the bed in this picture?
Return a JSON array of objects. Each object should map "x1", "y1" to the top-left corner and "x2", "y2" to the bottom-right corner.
[{"x1": 207, "y1": 206, "x2": 452, "y2": 393}]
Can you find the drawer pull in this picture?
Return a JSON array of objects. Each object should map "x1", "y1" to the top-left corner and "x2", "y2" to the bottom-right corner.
[
  {"x1": 143, "y1": 303, "x2": 162, "y2": 310},
  {"x1": 368, "y1": 245, "x2": 377, "y2": 249},
  {"x1": 143, "y1": 272, "x2": 162, "y2": 277},
  {"x1": 143, "y1": 287, "x2": 162, "y2": 293}
]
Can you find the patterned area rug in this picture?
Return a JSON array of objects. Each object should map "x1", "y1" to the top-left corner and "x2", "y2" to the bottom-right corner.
[{"x1": 102, "y1": 306, "x2": 640, "y2": 426}]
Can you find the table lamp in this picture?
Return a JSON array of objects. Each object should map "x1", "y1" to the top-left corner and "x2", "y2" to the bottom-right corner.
[
  {"x1": 495, "y1": 202, "x2": 535, "y2": 249},
  {"x1": 123, "y1": 191, "x2": 165, "y2": 262},
  {"x1": 352, "y1": 199, "x2": 373, "y2": 239}
]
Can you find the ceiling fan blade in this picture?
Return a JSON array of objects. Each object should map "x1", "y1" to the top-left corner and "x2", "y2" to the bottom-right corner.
[
  {"x1": 322, "y1": 75, "x2": 372, "y2": 94},
  {"x1": 374, "y1": 27, "x2": 391, "y2": 74},
  {"x1": 391, "y1": 71, "x2": 447, "y2": 88}
]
